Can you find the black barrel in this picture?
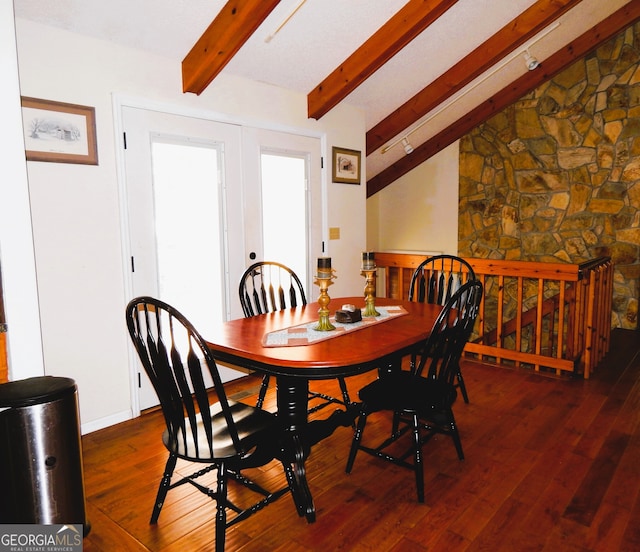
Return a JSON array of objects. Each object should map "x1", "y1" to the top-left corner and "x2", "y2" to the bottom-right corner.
[{"x1": 0, "y1": 376, "x2": 89, "y2": 534}]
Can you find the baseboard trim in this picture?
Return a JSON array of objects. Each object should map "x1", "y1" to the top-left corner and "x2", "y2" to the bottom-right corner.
[{"x1": 81, "y1": 409, "x2": 133, "y2": 435}]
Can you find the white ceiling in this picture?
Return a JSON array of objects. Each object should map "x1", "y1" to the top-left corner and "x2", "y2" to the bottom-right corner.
[{"x1": 13, "y1": 0, "x2": 632, "y2": 179}]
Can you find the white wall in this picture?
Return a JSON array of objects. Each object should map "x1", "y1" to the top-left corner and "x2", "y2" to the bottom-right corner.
[
  {"x1": 367, "y1": 141, "x2": 459, "y2": 254},
  {"x1": 13, "y1": 18, "x2": 366, "y2": 432},
  {"x1": 0, "y1": 0, "x2": 44, "y2": 380}
]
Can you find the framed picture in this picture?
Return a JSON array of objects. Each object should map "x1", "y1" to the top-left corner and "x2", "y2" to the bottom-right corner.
[
  {"x1": 21, "y1": 97, "x2": 98, "y2": 165},
  {"x1": 332, "y1": 146, "x2": 361, "y2": 184}
]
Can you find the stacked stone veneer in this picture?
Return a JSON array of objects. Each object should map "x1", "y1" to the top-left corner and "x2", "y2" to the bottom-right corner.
[{"x1": 459, "y1": 23, "x2": 640, "y2": 330}]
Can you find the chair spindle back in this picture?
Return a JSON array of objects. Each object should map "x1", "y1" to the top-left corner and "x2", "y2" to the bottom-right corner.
[
  {"x1": 409, "y1": 255, "x2": 475, "y2": 306},
  {"x1": 415, "y1": 280, "x2": 483, "y2": 384},
  {"x1": 126, "y1": 297, "x2": 242, "y2": 459},
  {"x1": 239, "y1": 261, "x2": 307, "y2": 317}
]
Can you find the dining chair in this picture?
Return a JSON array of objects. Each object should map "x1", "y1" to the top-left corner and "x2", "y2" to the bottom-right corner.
[
  {"x1": 126, "y1": 296, "x2": 296, "y2": 552},
  {"x1": 408, "y1": 254, "x2": 476, "y2": 403},
  {"x1": 345, "y1": 279, "x2": 483, "y2": 503},
  {"x1": 239, "y1": 261, "x2": 351, "y2": 412}
]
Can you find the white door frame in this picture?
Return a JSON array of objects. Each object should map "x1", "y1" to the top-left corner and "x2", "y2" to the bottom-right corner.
[{"x1": 112, "y1": 94, "x2": 329, "y2": 417}]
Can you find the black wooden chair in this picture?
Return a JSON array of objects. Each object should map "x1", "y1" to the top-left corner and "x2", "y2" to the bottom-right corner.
[
  {"x1": 239, "y1": 261, "x2": 351, "y2": 412},
  {"x1": 408, "y1": 254, "x2": 476, "y2": 403},
  {"x1": 345, "y1": 280, "x2": 483, "y2": 503},
  {"x1": 126, "y1": 296, "x2": 297, "y2": 552}
]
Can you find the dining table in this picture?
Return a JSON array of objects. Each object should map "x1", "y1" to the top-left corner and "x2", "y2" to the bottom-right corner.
[{"x1": 205, "y1": 296, "x2": 443, "y2": 522}]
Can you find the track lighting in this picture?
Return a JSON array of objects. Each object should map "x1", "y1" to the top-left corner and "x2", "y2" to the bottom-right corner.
[
  {"x1": 264, "y1": 0, "x2": 308, "y2": 42},
  {"x1": 524, "y1": 50, "x2": 540, "y2": 71},
  {"x1": 380, "y1": 24, "x2": 558, "y2": 156}
]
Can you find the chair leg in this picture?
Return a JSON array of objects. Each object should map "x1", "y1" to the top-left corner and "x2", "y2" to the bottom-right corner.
[
  {"x1": 215, "y1": 462, "x2": 228, "y2": 552},
  {"x1": 306, "y1": 377, "x2": 352, "y2": 415},
  {"x1": 256, "y1": 374, "x2": 270, "y2": 409},
  {"x1": 411, "y1": 413, "x2": 425, "y2": 503},
  {"x1": 391, "y1": 410, "x2": 402, "y2": 436},
  {"x1": 150, "y1": 453, "x2": 177, "y2": 524},
  {"x1": 448, "y1": 410, "x2": 465, "y2": 460},
  {"x1": 346, "y1": 410, "x2": 368, "y2": 473},
  {"x1": 456, "y1": 367, "x2": 469, "y2": 403},
  {"x1": 338, "y1": 377, "x2": 351, "y2": 406}
]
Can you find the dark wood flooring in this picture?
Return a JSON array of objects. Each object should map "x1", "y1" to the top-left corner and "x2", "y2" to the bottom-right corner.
[{"x1": 81, "y1": 328, "x2": 640, "y2": 551}]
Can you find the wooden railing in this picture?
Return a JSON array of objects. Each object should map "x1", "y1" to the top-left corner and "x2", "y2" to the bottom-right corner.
[{"x1": 374, "y1": 252, "x2": 614, "y2": 379}]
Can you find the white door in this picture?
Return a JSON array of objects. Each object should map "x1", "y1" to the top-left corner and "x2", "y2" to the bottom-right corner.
[
  {"x1": 241, "y1": 127, "x2": 323, "y2": 295},
  {"x1": 121, "y1": 107, "x2": 322, "y2": 410},
  {"x1": 123, "y1": 106, "x2": 244, "y2": 409}
]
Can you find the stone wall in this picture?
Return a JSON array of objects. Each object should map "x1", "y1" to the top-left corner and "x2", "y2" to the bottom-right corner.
[{"x1": 459, "y1": 23, "x2": 640, "y2": 330}]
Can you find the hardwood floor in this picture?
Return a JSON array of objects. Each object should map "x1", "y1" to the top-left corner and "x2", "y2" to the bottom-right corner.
[{"x1": 81, "y1": 328, "x2": 640, "y2": 551}]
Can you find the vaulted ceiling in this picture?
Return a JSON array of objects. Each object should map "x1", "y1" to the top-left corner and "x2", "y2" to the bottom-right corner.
[{"x1": 14, "y1": 0, "x2": 640, "y2": 196}]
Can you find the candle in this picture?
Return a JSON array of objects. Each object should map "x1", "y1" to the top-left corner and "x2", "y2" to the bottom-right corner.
[
  {"x1": 362, "y1": 251, "x2": 376, "y2": 270},
  {"x1": 318, "y1": 257, "x2": 331, "y2": 269},
  {"x1": 318, "y1": 256, "x2": 331, "y2": 277}
]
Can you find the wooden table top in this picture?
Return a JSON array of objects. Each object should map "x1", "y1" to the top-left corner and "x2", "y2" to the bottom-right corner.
[{"x1": 206, "y1": 296, "x2": 442, "y2": 379}]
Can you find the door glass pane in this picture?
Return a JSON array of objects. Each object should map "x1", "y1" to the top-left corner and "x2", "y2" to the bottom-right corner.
[
  {"x1": 260, "y1": 152, "x2": 308, "y2": 287},
  {"x1": 151, "y1": 139, "x2": 224, "y2": 333}
]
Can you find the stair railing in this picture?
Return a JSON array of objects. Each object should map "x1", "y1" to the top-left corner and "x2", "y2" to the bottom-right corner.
[{"x1": 375, "y1": 253, "x2": 613, "y2": 378}]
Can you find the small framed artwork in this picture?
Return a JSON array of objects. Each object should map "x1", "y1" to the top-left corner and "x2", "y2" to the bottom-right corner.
[
  {"x1": 21, "y1": 97, "x2": 98, "y2": 165},
  {"x1": 332, "y1": 146, "x2": 361, "y2": 184}
]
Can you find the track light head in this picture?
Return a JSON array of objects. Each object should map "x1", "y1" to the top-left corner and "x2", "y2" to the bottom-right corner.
[
  {"x1": 402, "y1": 138, "x2": 414, "y2": 155},
  {"x1": 524, "y1": 50, "x2": 540, "y2": 71}
]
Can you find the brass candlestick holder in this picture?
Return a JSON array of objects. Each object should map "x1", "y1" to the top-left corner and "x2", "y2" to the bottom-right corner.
[
  {"x1": 361, "y1": 268, "x2": 380, "y2": 317},
  {"x1": 314, "y1": 271, "x2": 336, "y2": 331}
]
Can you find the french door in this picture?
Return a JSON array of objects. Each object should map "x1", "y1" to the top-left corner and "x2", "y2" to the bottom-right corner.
[
  {"x1": 241, "y1": 126, "x2": 323, "y2": 291},
  {"x1": 121, "y1": 106, "x2": 321, "y2": 410}
]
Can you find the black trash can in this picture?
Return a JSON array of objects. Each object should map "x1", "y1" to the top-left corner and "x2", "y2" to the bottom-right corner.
[{"x1": 0, "y1": 376, "x2": 89, "y2": 534}]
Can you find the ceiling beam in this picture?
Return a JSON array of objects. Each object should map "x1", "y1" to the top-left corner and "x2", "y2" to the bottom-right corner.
[
  {"x1": 307, "y1": 0, "x2": 459, "y2": 120},
  {"x1": 366, "y1": 0, "x2": 584, "y2": 155},
  {"x1": 182, "y1": 0, "x2": 281, "y2": 95},
  {"x1": 367, "y1": 0, "x2": 640, "y2": 197}
]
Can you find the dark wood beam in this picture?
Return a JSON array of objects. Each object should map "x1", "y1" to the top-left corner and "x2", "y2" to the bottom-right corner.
[
  {"x1": 367, "y1": 0, "x2": 584, "y2": 155},
  {"x1": 367, "y1": 0, "x2": 640, "y2": 197},
  {"x1": 182, "y1": 0, "x2": 281, "y2": 95},
  {"x1": 307, "y1": 0, "x2": 459, "y2": 120}
]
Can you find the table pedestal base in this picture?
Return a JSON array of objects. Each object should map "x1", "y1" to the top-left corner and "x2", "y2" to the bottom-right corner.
[{"x1": 276, "y1": 376, "x2": 357, "y2": 522}]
